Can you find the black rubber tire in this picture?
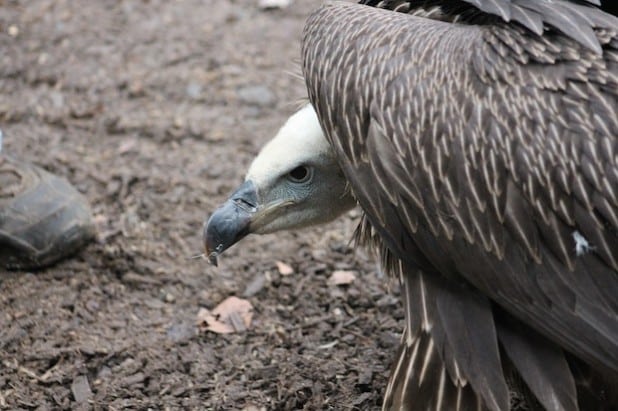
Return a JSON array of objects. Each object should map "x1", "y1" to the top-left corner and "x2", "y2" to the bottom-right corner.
[{"x1": 0, "y1": 155, "x2": 95, "y2": 270}]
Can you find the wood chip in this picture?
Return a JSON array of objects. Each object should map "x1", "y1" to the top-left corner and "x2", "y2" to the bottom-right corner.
[
  {"x1": 122, "y1": 372, "x2": 145, "y2": 387},
  {"x1": 328, "y1": 270, "x2": 356, "y2": 286},
  {"x1": 228, "y1": 311, "x2": 246, "y2": 332},
  {"x1": 243, "y1": 272, "x2": 266, "y2": 297},
  {"x1": 317, "y1": 340, "x2": 338, "y2": 350},
  {"x1": 275, "y1": 261, "x2": 294, "y2": 275},
  {"x1": 71, "y1": 375, "x2": 93, "y2": 403}
]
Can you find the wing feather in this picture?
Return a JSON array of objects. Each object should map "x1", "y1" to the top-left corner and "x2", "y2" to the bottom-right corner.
[
  {"x1": 384, "y1": 256, "x2": 504, "y2": 411},
  {"x1": 361, "y1": 0, "x2": 618, "y2": 52},
  {"x1": 303, "y1": 2, "x2": 618, "y2": 408},
  {"x1": 498, "y1": 320, "x2": 578, "y2": 411}
]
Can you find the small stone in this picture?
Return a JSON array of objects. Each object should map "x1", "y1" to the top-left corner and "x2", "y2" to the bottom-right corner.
[
  {"x1": 164, "y1": 292, "x2": 176, "y2": 303},
  {"x1": 186, "y1": 82, "x2": 202, "y2": 99},
  {"x1": 275, "y1": 261, "x2": 294, "y2": 276},
  {"x1": 8, "y1": 25, "x2": 19, "y2": 37}
]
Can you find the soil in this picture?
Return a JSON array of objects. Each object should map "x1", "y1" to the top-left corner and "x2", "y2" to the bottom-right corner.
[{"x1": 0, "y1": 1, "x2": 403, "y2": 409}]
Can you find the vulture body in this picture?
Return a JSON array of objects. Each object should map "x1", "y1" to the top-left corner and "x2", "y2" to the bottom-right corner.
[{"x1": 205, "y1": 1, "x2": 618, "y2": 410}]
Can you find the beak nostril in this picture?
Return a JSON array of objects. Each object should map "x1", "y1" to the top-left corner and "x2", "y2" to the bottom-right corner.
[{"x1": 234, "y1": 198, "x2": 257, "y2": 212}]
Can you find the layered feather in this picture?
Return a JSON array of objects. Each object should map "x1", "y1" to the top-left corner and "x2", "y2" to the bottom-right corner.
[{"x1": 303, "y1": 1, "x2": 617, "y2": 410}]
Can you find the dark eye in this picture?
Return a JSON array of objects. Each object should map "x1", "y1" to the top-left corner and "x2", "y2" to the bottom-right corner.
[{"x1": 288, "y1": 165, "x2": 311, "y2": 183}]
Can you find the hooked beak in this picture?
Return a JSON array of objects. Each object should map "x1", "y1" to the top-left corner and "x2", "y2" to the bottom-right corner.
[{"x1": 203, "y1": 180, "x2": 258, "y2": 266}]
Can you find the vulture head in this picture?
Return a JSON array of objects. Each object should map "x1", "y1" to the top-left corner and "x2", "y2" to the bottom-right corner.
[{"x1": 204, "y1": 104, "x2": 355, "y2": 265}]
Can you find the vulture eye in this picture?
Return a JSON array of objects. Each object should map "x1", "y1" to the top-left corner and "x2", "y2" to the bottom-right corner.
[{"x1": 288, "y1": 165, "x2": 311, "y2": 183}]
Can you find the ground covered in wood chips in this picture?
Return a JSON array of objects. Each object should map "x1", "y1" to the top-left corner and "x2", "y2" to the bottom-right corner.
[{"x1": 0, "y1": 1, "x2": 404, "y2": 409}]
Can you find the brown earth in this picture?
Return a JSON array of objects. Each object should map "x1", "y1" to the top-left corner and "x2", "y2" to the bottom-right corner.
[{"x1": 0, "y1": 1, "x2": 403, "y2": 409}]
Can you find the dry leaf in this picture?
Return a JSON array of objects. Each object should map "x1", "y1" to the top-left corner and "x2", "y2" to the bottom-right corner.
[
  {"x1": 196, "y1": 296, "x2": 253, "y2": 334},
  {"x1": 275, "y1": 261, "x2": 294, "y2": 276},
  {"x1": 328, "y1": 270, "x2": 356, "y2": 286}
]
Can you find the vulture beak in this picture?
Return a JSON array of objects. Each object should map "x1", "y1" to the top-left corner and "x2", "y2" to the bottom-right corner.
[{"x1": 203, "y1": 180, "x2": 258, "y2": 266}]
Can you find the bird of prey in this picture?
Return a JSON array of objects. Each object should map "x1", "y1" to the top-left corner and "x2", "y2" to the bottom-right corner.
[{"x1": 204, "y1": 1, "x2": 618, "y2": 410}]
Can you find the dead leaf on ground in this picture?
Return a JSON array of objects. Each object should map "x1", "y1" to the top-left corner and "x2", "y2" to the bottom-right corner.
[
  {"x1": 328, "y1": 270, "x2": 356, "y2": 286},
  {"x1": 275, "y1": 261, "x2": 294, "y2": 276},
  {"x1": 197, "y1": 296, "x2": 253, "y2": 334}
]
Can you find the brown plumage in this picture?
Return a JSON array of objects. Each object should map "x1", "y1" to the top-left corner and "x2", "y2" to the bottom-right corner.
[{"x1": 302, "y1": 1, "x2": 617, "y2": 410}]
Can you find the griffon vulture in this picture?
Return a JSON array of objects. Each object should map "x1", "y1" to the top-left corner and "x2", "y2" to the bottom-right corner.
[{"x1": 204, "y1": 1, "x2": 618, "y2": 409}]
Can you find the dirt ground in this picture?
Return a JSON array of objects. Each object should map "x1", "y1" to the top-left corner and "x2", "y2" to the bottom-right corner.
[{"x1": 0, "y1": 1, "x2": 405, "y2": 409}]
